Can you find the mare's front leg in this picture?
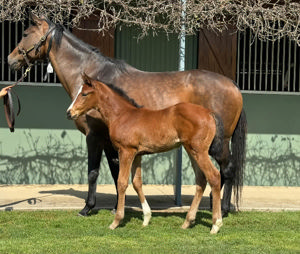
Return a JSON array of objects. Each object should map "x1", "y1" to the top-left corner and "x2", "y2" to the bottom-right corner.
[
  {"x1": 79, "y1": 132, "x2": 103, "y2": 216},
  {"x1": 104, "y1": 142, "x2": 120, "y2": 212},
  {"x1": 109, "y1": 148, "x2": 136, "y2": 230},
  {"x1": 131, "y1": 155, "x2": 152, "y2": 226}
]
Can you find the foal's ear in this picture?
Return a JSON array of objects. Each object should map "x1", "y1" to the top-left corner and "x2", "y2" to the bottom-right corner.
[{"x1": 81, "y1": 72, "x2": 93, "y2": 87}]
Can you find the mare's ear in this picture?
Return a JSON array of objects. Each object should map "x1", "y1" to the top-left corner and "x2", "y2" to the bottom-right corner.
[
  {"x1": 30, "y1": 11, "x2": 44, "y2": 25},
  {"x1": 81, "y1": 72, "x2": 93, "y2": 87}
]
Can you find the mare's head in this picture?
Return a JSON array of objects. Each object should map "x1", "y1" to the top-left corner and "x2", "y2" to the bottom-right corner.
[
  {"x1": 67, "y1": 73, "x2": 99, "y2": 120},
  {"x1": 8, "y1": 13, "x2": 57, "y2": 70}
]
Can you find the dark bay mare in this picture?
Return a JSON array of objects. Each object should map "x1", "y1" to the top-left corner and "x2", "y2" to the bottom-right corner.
[
  {"x1": 7, "y1": 14, "x2": 247, "y2": 216},
  {"x1": 67, "y1": 73, "x2": 224, "y2": 233}
]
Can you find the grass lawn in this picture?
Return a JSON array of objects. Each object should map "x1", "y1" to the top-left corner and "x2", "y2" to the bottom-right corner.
[{"x1": 0, "y1": 210, "x2": 299, "y2": 253}]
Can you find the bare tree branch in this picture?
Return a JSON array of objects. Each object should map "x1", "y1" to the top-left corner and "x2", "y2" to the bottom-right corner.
[{"x1": 1, "y1": 1, "x2": 300, "y2": 44}]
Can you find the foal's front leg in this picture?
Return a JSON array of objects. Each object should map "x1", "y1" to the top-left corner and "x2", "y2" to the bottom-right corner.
[{"x1": 109, "y1": 149, "x2": 136, "y2": 230}]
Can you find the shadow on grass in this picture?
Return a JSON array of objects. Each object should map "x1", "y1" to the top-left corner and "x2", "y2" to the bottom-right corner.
[{"x1": 116, "y1": 209, "x2": 213, "y2": 229}]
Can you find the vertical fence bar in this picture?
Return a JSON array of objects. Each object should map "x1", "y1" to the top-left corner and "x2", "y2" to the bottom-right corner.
[
  {"x1": 293, "y1": 40, "x2": 296, "y2": 92},
  {"x1": 14, "y1": 22, "x2": 18, "y2": 81},
  {"x1": 282, "y1": 36, "x2": 286, "y2": 91},
  {"x1": 8, "y1": 22, "x2": 11, "y2": 81},
  {"x1": 276, "y1": 38, "x2": 280, "y2": 91},
  {"x1": 248, "y1": 30, "x2": 252, "y2": 90},
  {"x1": 259, "y1": 39, "x2": 263, "y2": 91},
  {"x1": 21, "y1": 22, "x2": 25, "y2": 80},
  {"x1": 298, "y1": 46, "x2": 300, "y2": 92},
  {"x1": 1, "y1": 22, "x2": 4, "y2": 81},
  {"x1": 236, "y1": 31, "x2": 240, "y2": 85},
  {"x1": 253, "y1": 35, "x2": 257, "y2": 90},
  {"x1": 242, "y1": 31, "x2": 246, "y2": 90},
  {"x1": 270, "y1": 40, "x2": 275, "y2": 91},
  {"x1": 287, "y1": 38, "x2": 292, "y2": 92},
  {"x1": 265, "y1": 39, "x2": 269, "y2": 91}
]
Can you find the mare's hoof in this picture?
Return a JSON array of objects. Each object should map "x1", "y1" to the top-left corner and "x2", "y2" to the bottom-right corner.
[
  {"x1": 78, "y1": 206, "x2": 91, "y2": 217},
  {"x1": 222, "y1": 210, "x2": 229, "y2": 218}
]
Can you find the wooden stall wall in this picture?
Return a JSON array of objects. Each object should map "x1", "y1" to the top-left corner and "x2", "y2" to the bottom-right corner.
[
  {"x1": 72, "y1": 14, "x2": 115, "y2": 58},
  {"x1": 198, "y1": 29, "x2": 237, "y2": 80}
]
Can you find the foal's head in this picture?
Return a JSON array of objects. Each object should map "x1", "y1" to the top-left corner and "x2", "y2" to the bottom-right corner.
[{"x1": 67, "y1": 73, "x2": 99, "y2": 120}]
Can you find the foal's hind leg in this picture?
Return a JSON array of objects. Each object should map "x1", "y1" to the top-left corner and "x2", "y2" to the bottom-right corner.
[
  {"x1": 182, "y1": 155, "x2": 207, "y2": 229},
  {"x1": 193, "y1": 152, "x2": 222, "y2": 234},
  {"x1": 131, "y1": 155, "x2": 152, "y2": 226}
]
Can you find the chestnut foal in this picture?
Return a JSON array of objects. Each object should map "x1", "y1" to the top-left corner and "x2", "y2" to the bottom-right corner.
[{"x1": 67, "y1": 74, "x2": 224, "y2": 234}]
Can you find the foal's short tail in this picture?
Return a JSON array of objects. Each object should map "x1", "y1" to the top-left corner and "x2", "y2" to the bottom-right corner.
[
  {"x1": 209, "y1": 113, "x2": 224, "y2": 159},
  {"x1": 231, "y1": 109, "x2": 247, "y2": 209}
]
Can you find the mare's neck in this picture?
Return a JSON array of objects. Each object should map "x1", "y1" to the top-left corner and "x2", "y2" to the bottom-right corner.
[
  {"x1": 47, "y1": 31, "x2": 107, "y2": 99},
  {"x1": 95, "y1": 84, "x2": 137, "y2": 127}
]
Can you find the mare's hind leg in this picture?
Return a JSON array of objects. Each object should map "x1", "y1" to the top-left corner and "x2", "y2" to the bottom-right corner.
[
  {"x1": 210, "y1": 139, "x2": 232, "y2": 217},
  {"x1": 79, "y1": 132, "x2": 103, "y2": 216},
  {"x1": 131, "y1": 155, "x2": 152, "y2": 226},
  {"x1": 182, "y1": 155, "x2": 207, "y2": 229},
  {"x1": 109, "y1": 149, "x2": 136, "y2": 230}
]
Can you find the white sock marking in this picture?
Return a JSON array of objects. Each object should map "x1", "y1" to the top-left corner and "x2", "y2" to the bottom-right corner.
[{"x1": 142, "y1": 200, "x2": 152, "y2": 226}]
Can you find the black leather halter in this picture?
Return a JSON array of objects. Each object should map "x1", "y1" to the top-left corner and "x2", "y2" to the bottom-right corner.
[{"x1": 18, "y1": 25, "x2": 56, "y2": 66}]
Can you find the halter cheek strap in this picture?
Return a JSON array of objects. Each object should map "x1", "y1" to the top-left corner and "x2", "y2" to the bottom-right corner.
[{"x1": 19, "y1": 26, "x2": 55, "y2": 64}]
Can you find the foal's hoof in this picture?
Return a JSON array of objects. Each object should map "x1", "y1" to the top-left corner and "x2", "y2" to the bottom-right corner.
[
  {"x1": 210, "y1": 219, "x2": 223, "y2": 234},
  {"x1": 181, "y1": 219, "x2": 195, "y2": 229},
  {"x1": 109, "y1": 221, "x2": 119, "y2": 230},
  {"x1": 111, "y1": 208, "x2": 117, "y2": 215},
  {"x1": 142, "y1": 213, "x2": 152, "y2": 227}
]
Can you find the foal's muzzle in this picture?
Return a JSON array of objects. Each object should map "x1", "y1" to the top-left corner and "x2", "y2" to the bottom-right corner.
[{"x1": 67, "y1": 110, "x2": 75, "y2": 120}]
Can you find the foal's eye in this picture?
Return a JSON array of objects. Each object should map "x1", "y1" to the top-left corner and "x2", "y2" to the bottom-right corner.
[
  {"x1": 82, "y1": 93, "x2": 88, "y2": 97},
  {"x1": 23, "y1": 33, "x2": 28, "y2": 37}
]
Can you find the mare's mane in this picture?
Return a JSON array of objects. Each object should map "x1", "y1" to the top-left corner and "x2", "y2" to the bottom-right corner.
[{"x1": 44, "y1": 19, "x2": 130, "y2": 74}]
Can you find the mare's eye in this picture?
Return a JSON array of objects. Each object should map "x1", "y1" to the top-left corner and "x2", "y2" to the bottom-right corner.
[
  {"x1": 82, "y1": 93, "x2": 88, "y2": 97},
  {"x1": 23, "y1": 33, "x2": 28, "y2": 37}
]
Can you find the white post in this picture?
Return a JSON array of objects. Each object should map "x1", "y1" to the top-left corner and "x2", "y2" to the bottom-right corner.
[{"x1": 175, "y1": 0, "x2": 186, "y2": 206}]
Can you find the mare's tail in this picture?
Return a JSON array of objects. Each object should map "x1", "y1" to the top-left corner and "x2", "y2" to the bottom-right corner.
[
  {"x1": 231, "y1": 109, "x2": 247, "y2": 209},
  {"x1": 209, "y1": 113, "x2": 224, "y2": 159}
]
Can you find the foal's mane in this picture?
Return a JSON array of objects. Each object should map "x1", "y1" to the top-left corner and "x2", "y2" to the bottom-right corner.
[
  {"x1": 103, "y1": 82, "x2": 142, "y2": 108},
  {"x1": 45, "y1": 19, "x2": 130, "y2": 74}
]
